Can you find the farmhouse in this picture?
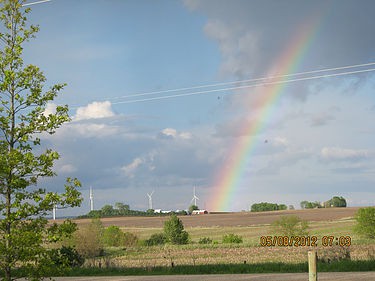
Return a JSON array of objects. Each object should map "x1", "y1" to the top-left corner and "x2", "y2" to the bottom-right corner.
[{"x1": 192, "y1": 209, "x2": 208, "y2": 215}]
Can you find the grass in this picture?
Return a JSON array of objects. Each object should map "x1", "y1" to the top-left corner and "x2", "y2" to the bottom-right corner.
[
  {"x1": 68, "y1": 213, "x2": 375, "y2": 276},
  {"x1": 93, "y1": 217, "x2": 375, "y2": 271},
  {"x1": 45, "y1": 260, "x2": 375, "y2": 277},
  {"x1": 122, "y1": 219, "x2": 358, "y2": 245}
]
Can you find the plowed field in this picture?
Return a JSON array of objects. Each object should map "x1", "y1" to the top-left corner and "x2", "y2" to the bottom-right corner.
[{"x1": 75, "y1": 207, "x2": 359, "y2": 227}]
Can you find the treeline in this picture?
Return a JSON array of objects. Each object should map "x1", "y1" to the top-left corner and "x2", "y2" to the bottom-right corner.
[
  {"x1": 250, "y1": 202, "x2": 287, "y2": 212},
  {"x1": 300, "y1": 196, "x2": 347, "y2": 209},
  {"x1": 250, "y1": 196, "x2": 347, "y2": 213},
  {"x1": 78, "y1": 202, "x2": 187, "y2": 218}
]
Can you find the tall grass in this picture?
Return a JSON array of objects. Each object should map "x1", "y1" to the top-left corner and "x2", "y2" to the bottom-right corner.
[{"x1": 37, "y1": 260, "x2": 375, "y2": 277}]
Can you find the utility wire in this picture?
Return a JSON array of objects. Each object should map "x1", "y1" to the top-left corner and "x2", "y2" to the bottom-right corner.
[
  {"x1": 107, "y1": 67, "x2": 375, "y2": 105},
  {"x1": 22, "y1": 0, "x2": 51, "y2": 7},
  {"x1": 99, "y1": 61, "x2": 375, "y2": 102}
]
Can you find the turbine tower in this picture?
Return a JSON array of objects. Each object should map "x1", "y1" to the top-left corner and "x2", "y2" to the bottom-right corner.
[
  {"x1": 147, "y1": 190, "x2": 154, "y2": 210},
  {"x1": 89, "y1": 186, "x2": 94, "y2": 211},
  {"x1": 52, "y1": 205, "x2": 56, "y2": 220},
  {"x1": 191, "y1": 186, "x2": 199, "y2": 206}
]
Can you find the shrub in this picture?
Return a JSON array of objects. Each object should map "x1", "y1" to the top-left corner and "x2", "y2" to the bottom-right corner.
[
  {"x1": 222, "y1": 233, "x2": 243, "y2": 244},
  {"x1": 123, "y1": 232, "x2": 139, "y2": 247},
  {"x1": 198, "y1": 237, "x2": 213, "y2": 244},
  {"x1": 50, "y1": 246, "x2": 84, "y2": 268},
  {"x1": 145, "y1": 233, "x2": 167, "y2": 246},
  {"x1": 272, "y1": 215, "x2": 309, "y2": 236},
  {"x1": 163, "y1": 214, "x2": 189, "y2": 244},
  {"x1": 354, "y1": 207, "x2": 375, "y2": 239},
  {"x1": 102, "y1": 226, "x2": 124, "y2": 247},
  {"x1": 318, "y1": 246, "x2": 350, "y2": 263},
  {"x1": 74, "y1": 219, "x2": 104, "y2": 258}
]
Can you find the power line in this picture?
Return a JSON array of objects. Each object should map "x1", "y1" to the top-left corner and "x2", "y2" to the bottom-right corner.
[
  {"x1": 99, "y1": 61, "x2": 375, "y2": 102},
  {"x1": 107, "y1": 67, "x2": 375, "y2": 105},
  {"x1": 22, "y1": 0, "x2": 51, "y2": 7}
]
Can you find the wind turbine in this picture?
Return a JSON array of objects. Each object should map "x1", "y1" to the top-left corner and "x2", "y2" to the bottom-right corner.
[
  {"x1": 147, "y1": 190, "x2": 154, "y2": 210},
  {"x1": 52, "y1": 205, "x2": 56, "y2": 220},
  {"x1": 191, "y1": 186, "x2": 199, "y2": 206},
  {"x1": 89, "y1": 187, "x2": 94, "y2": 211}
]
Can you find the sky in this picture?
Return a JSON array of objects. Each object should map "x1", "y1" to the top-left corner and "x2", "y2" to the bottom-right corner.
[{"x1": 15, "y1": 0, "x2": 375, "y2": 216}]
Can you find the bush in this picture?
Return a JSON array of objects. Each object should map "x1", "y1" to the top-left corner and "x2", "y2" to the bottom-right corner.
[
  {"x1": 74, "y1": 219, "x2": 104, "y2": 258},
  {"x1": 222, "y1": 233, "x2": 243, "y2": 244},
  {"x1": 198, "y1": 237, "x2": 213, "y2": 244},
  {"x1": 50, "y1": 246, "x2": 84, "y2": 268},
  {"x1": 272, "y1": 215, "x2": 309, "y2": 236},
  {"x1": 163, "y1": 214, "x2": 189, "y2": 244},
  {"x1": 102, "y1": 226, "x2": 124, "y2": 247},
  {"x1": 318, "y1": 246, "x2": 350, "y2": 263},
  {"x1": 123, "y1": 232, "x2": 139, "y2": 247},
  {"x1": 354, "y1": 207, "x2": 375, "y2": 239},
  {"x1": 145, "y1": 233, "x2": 167, "y2": 246}
]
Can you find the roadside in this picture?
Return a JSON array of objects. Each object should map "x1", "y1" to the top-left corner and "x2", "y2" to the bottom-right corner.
[{"x1": 46, "y1": 272, "x2": 375, "y2": 281}]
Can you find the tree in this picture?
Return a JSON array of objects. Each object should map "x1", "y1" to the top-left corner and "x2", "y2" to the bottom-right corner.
[
  {"x1": 300, "y1": 201, "x2": 321, "y2": 209},
  {"x1": 300, "y1": 201, "x2": 308, "y2": 209},
  {"x1": 272, "y1": 215, "x2": 309, "y2": 237},
  {"x1": 188, "y1": 204, "x2": 198, "y2": 214},
  {"x1": 250, "y1": 202, "x2": 287, "y2": 212},
  {"x1": 324, "y1": 196, "x2": 347, "y2": 208},
  {"x1": 101, "y1": 204, "x2": 115, "y2": 216},
  {"x1": 0, "y1": 1, "x2": 82, "y2": 279},
  {"x1": 354, "y1": 207, "x2": 375, "y2": 239},
  {"x1": 163, "y1": 214, "x2": 189, "y2": 244},
  {"x1": 115, "y1": 202, "x2": 129, "y2": 215}
]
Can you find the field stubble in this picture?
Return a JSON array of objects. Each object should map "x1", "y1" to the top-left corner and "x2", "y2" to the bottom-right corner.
[{"x1": 75, "y1": 208, "x2": 375, "y2": 268}]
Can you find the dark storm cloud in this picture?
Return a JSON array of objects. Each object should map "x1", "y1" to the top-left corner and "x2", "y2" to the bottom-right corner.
[{"x1": 185, "y1": 0, "x2": 375, "y2": 76}]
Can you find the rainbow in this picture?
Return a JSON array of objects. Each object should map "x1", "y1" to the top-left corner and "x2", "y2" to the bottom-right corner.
[{"x1": 208, "y1": 14, "x2": 323, "y2": 211}]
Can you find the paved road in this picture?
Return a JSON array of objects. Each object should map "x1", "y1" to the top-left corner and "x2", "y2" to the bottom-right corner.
[{"x1": 49, "y1": 272, "x2": 375, "y2": 281}]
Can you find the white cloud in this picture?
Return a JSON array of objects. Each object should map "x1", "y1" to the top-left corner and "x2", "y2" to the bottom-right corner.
[
  {"x1": 159, "y1": 128, "x2": 192, "y2": 140},
  {"x1": 161, "y1": 128, "x2": 177, "y2": 138},
  {"x1": 43, "y1": 103, "x2": 57, "y2": 117},
  {"x1": 179, "y1": 132, "x2": 192, "y2": 139},
  {"x1": 70, "y1": 123, "x2": 120, "y2": 138},
  {"x1": 74, "y1": 101, "x2": 115, "y2": 121},
  {"x1": 320, "y1": 147, "x2": 370, "y2": 162},
  {"x1": 121, "y1": 158, "x2": 144, "y2": 178}
]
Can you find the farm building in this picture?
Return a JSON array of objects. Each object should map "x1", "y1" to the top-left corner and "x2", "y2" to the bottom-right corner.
[{"x1": 192, "y1": 209, "x2": 208, "y2": 215}]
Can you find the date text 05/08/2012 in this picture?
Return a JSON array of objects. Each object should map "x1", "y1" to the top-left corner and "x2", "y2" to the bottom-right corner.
[{"x1": 259, "y1": 236, "x2": 352, "y2": 247}]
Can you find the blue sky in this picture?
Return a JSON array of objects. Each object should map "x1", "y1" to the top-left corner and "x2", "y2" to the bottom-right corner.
[{"x1": 17, "y1": 0, "x2": 375, "y2": 216}]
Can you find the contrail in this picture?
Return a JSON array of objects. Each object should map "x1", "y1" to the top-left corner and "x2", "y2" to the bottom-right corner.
[{"x1": 22, "y1": 0, "x2": 51, "y2": 7}]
